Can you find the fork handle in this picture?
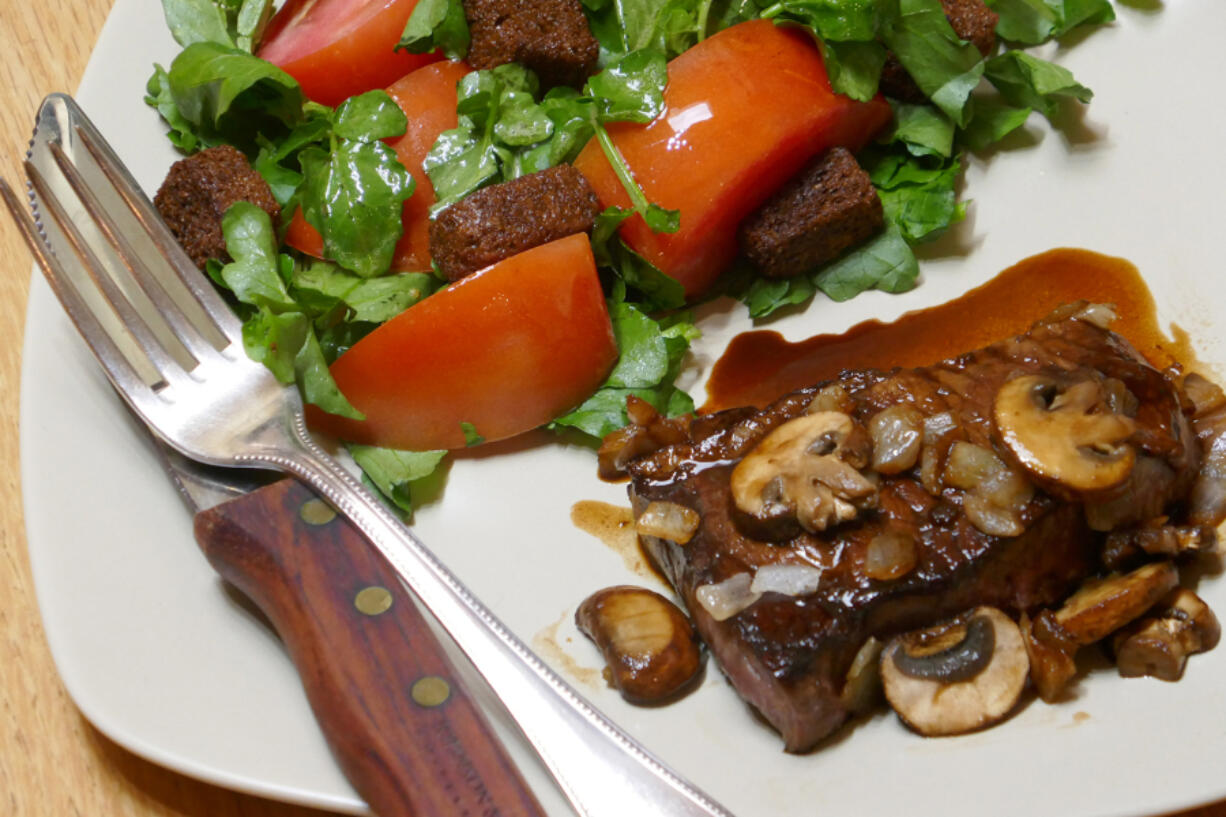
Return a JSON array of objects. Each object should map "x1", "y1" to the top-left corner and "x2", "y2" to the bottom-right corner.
[
  {"x1": 277, "y1": 424, "x2": 737, "y2": 817},
  {"x1": 194, "y1": 478, "x2": 547, "y2": 817}
]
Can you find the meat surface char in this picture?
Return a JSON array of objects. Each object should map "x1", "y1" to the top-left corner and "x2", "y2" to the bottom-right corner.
[{"x1": 619, "y1": 309, "x2": 1199, "y2": 751}]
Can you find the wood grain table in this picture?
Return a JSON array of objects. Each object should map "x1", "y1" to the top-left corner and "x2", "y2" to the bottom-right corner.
[{"x1": 0, "y1": 3, "x2": 1221, "y2": 817}]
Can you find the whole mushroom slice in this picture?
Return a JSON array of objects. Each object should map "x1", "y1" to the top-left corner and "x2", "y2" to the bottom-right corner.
[
  {"x1": 881, "y1": 607, "x2": 1029, "y2": 737},
  {"x1": 993, "y1": 374, "x2": 1138, "y2": 496},
  {"x1": 576, "y1": 586, "x2": 703, "y2": 704},
  {"x1": 730, "y1": 411, "x2": 877, "y2": 538},
  {"x1": 1052, "y1": 561, "x2": 1179, "y2": 645},
  {"x1": 1113, "y1": 588, "x2": 1221, "y2": 681}
]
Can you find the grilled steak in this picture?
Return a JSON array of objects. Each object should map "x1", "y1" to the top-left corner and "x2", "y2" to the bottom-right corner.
[{"x1": 610, "y1": 305, "x2": 1202, "y2": 751}]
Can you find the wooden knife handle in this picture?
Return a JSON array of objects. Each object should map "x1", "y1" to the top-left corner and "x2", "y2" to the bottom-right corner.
[{"x1": 193, "y1": 478, "x2": 546, "y2": 817}]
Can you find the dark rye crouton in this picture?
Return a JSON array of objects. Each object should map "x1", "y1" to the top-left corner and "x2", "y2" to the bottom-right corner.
[
  {"x1": 463, "y1": 0, "x2": 599, "y2": 89},
  {"x1": 429, "y1": 165, "x2": 602, "y2": 281},
  {"x1": 154, "y1": 145, "x2": 280, "y2": 269},
  {"x1": 879, "y1": 0, "x2": 999, "y2": 103},
  {"x1": 738, "y1": 147, "x2": 883, "y2": 279}
]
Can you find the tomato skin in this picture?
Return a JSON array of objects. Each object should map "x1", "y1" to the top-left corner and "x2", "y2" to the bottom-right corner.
[
  {"x1": 257, "y1": 0, "x2": 441, "y2": 107},
  {"x1": 572, "y1": 20, "x2": 892, "y2": 300},
  {"x1": 306, "y1": 234, "x2": 617, "y2": 450},
  {"x1": 285, "y1": 60, "x2": 469, "y2": 271}
]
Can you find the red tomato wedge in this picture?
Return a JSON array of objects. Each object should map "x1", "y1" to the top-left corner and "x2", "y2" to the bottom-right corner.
[
  {"x1": 306, "y1": 234, "x2": 617, "y2": 450},
  {"x1": 257, "y1": 0, "x2": 441, "y2": 107},
  {"x1": 572, "y1": 20, "x2": 892, "y2": 299},
  {"x1": 285, "y1": 60, "x2": 469, "y2": 271}
]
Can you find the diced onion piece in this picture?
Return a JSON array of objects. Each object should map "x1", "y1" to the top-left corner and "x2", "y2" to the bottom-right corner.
[
  {"x1": 943, "y1": 441, "x2": 1005, "y2": 490},
  {"x1": 695, "y1": 574, "x2": 761, "y2": 622},
  {"x1": 1071, "y1": 302, "x2": 1117, "y2": 329},
  {"x1": 1185, "y1": 373, "x2": 1226, "y2": 419},
  {"x1": 868, "y1": 405, "x2": 923, "y2": 474},
  {"x1": 805, "y1": 384, "x2": 854, "y2": 415},
  {"x1": 920, "y1": 411, "x2": 958, "y2": 493},
  {"x1": 864, "y1": 531, "x2": 917, "y2": 580},
  {"x1": 750, "y1": 564, "x2": 824, "y2": 596},
  {"x1": 635, "y1": 500, "x2": 701, "y2": 544}
]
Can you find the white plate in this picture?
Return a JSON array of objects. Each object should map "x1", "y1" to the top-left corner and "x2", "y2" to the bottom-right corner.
[{"x1": 20, "y1": 2, "x2": 1226, "y2": 815}]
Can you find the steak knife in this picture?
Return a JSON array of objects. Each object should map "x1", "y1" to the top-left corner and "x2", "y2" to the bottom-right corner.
[{"x1": 130, "y1": 438, "x2": 547, "y2": 817}]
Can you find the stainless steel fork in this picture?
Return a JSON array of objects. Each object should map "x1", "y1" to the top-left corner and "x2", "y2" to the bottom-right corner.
[{"x1": 4, "y1": 93, "x2": 737, "y2": 817}]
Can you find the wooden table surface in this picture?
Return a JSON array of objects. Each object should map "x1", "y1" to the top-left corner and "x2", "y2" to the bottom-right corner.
[{"x1": 0, "y1": 3, "x2": 1222, "y2": 817}]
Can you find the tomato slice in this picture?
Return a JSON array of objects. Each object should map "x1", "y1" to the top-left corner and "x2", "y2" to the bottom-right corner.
[
  {"x1": 572, "y1": 20, "x2": 892, "y2": 299},
  {"x1": 306, "y1": 234, "x2": 617, "y2": 450},
  {"x1": 257, "y1": 0, "x2": 441, "y2": 107},
  {"x1": 285, "y1": 60, "x2": 468, "y2": 271}
]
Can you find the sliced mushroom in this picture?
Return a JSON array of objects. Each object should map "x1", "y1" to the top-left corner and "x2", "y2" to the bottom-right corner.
[
  {"x1": 1020, "y1": 612, "x2": 1078, "y2": 703},
  {"x1": 1052, "y1": 561, "x2": 1179, "y2": 645},
  {"x1": 880, "y1": 607, "x2": 1029, "y2": 737},
  {"x1": 576, "y1": 586, "x2": 703, "y2": 704},
  {"x1": 1113, "y1": 588, "x2": 1221, "y2": 681},
  {"x1": 994, "y1": 374, "x2": 1137, "y2": 496},
  {"x1": 730, "y1": 411, "x2": 877, "y2": 538},
  {"x1": 841, "y1": 637, "x2": 884, "y2": 714},
  {"x1": 1101, "y1": 522, "x2": 1217, "y2": 571},
  {"x1": 635, "y1": 500, "x2": 701, "y2": 545}
]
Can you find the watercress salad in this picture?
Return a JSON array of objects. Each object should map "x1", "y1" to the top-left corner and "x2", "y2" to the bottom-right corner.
[{"x1": 145, "y1": 0, "x2": 1119, "y2": 515}]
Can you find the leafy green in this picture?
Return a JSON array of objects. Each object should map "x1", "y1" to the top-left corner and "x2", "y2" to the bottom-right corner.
[
  {"x1": 987, "y1": 0, "x2": 1115, "y2": 45},
  {"x1": 291, "y1": 260, "x2": 440, "y2": 324},
  {"x1": 397, "y1": 0, "x2": 470, "y2": 58},
  {"x1": 868, "y1": 149, "x2": 964, "y2": 243},
  {"x1": 760, "y1": 0, "x2": 887, "y2": 100},
  {"x1": 423, "y1": 52, "x2": 679, "y2": 232},
  {"x1": 880, "y1": 0, "x2": 985, "y2": 127},
  {"x1": 960, "y1": 95, "x2": 1032, "y2": 150},
  {"x1": 159, "y1": 41, "x2": 303, "y2": 151},
  {"x1": 252, "y1": 107, "x2": 332, "y2": 205},
  {"x1": 298, "y1": 91, "x2": 415, "y2": 278},
  {"x1": 217, "y1": 203, "x2": 363, "y2": 419},
  {"x1": 349, "y1": 445, "x2": 447, "y2": 517},
  {"x1": 159, "y1": 0, "x2": 273, "y2": 50},
  {"x1": 550, "y1": 292, "x2": 698, "y2": 439},
  {"x1": 580, "y1": 0, "x2": 758, "y2": 62},
  {"x1": 814, "y1": 221, "x2": 919, "y2": 301},
  {"x1": 145, "y1": 65, "x2": 205, "y2": 152},
  {"x1": 984, "y1": 50, "x2": 1092, "y2": 119},
  {"x1": 591, "y1": 207, "x2": 686, "y2": 310},
  {"x1": 460, "y1": 422, "x2": 486, "y2": 446},
  {"x1": 423, "y1": 64, "x2": 548, "y2": 208},
  {"x1": 889, "y1": 101, "x2": 955, "y2": 158}
]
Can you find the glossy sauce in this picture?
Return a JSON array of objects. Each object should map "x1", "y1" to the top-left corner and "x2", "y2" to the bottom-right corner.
[
  {"x1": 703, "y1": 249, "x2": 1195, "y2": 413},
  {"x1": 570, "y1": 500, "x2": 668, "y2": 585}
]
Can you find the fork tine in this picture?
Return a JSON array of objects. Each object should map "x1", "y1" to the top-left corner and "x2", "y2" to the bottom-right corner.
[
  {"x1": 71, "y1": 113, "x2": 244, "y2": 345},
  {"x1": 25, "y1": 157, "x2": 189, "y2": 387},
  {"x1": 46, "y1": 140, "x2": 222, "y2": 366},
  {"x1": 2, "y1": 176, "x2": 164, "y2": 419}
]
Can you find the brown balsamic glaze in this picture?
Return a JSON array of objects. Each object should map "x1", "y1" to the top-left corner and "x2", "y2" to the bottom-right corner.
[{"x1": 703, "y1": 248, "x2": 1196, "y2": 413}]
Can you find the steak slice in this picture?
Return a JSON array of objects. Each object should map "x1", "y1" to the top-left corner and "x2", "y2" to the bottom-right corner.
[{"x1": 615, "y1": 306, "x2": 1201, "y2": 751}]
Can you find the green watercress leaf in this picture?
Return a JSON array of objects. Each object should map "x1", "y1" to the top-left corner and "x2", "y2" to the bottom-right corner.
[
  {"x1": 984, "y1": 50, "x2": 1092, "y2": 119},
  {"x1": 398, "y1": 0, "x2": 470, "y2": 58},
  {"x1": 815, "y1": 221, "x2": 919, "y2": 301},
  {"x1": 349, "y1": 444, "x2": 447, "y2": 516}
]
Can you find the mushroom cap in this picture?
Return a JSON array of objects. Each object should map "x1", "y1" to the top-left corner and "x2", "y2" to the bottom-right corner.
[
  {"x1": 730, "y1": 411, "x2": 876, "y2": 537},
  {"x1": 881, "y1": 607, "x2": 1029, "y2": 737},
  {"x1": 994, "y1": 374, "x2": 1137, "y2": 495}
]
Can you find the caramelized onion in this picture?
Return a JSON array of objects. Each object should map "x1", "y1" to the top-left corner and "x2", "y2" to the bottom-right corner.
[
  {"x1": 749, "y1": 564, "x2": 824, "y2": 596},
  {"x1": 864, "y1": 531, "x2": 918, "y2": 580},
  {"x1": 635, "y1": 500, "x2": 701, "y2": 544},
  {"x1": 1183, "y1": 373, "x2": 1226, "y2": 418},
  {"x1": 943, "y1": 442, "x2": 1033, "y2": 537},
  {"x1": 869, "y1": 405, "x2": 924, "y2": 474},
  {"x1": 920, "y1": 411, "x2": 958, "y2": 494},
  {"x1": 695, "y1": 574, "x2": 761, "y2": 622},
  {"x1": 1188, "y1": 406, "x2": 1226, "y2": 527}
]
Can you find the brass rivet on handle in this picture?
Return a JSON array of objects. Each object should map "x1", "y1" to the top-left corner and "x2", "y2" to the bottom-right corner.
[
  {"x1": 411, "y1": 676, "x2": 451, "y2": 708},
  {"x1": 354, "y1": 586, "x2": 393, "y2": 616},
  {"x1": 299, "y1": 498, "x2": 337, "y2": 526}
]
